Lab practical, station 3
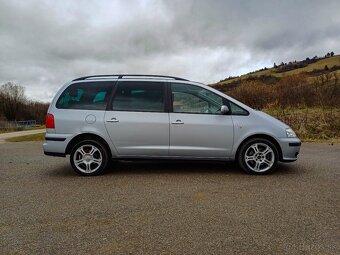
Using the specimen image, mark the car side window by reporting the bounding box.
[171,83,223,114]
[112,81,165,112]
[229,102,249,115]
[56,81,113,110]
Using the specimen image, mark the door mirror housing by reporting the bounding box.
[221,105,230,115]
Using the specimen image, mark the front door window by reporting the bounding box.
[171,83,223,114]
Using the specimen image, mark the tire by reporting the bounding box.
[70,139,109,176]
[237,138,279,175]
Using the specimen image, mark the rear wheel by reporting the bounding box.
[238,138,278,174]
[70,140,109,176]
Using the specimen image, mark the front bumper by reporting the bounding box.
[278,137,301,162]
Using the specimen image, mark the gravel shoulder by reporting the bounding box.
[0,142,339,254]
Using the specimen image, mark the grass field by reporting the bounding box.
[263,107,340,143]
[5,132,46,142]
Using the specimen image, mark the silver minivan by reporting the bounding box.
[43,74,301,176]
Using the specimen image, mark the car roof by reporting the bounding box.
[72,74,189,82]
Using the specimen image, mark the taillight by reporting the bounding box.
[46,113,55,129]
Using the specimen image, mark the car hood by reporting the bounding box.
[254,110,290,129]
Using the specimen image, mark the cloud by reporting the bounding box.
[0,0,339,101]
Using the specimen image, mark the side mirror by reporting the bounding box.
[221,105,230,115]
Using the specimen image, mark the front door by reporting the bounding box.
[104,80,169,156]
[169,83,234,158]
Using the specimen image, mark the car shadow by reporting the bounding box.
[106,160,241,176]
[46,163,78,177]
[47,160,297,178]
[105,160,296,176]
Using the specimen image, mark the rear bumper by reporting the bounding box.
[43,133,72,156]
[44,151,66,157]
[278,137,301,162]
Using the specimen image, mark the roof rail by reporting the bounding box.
[72,75,117,81]
[72,74,188,81]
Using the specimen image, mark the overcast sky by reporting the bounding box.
[1,0,340,102]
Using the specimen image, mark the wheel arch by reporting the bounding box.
[235,134,283,161]
[65,133,112,158]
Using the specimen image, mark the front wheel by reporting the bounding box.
[70,140,109,176]
[238,138,278,174]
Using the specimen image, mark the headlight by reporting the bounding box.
[286,128,297,138]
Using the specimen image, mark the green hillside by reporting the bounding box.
[211,54,340,89]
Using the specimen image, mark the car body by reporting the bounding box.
[43,74,301,175]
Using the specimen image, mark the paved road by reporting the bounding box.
[0,142,339,254]
[0,129,45,143]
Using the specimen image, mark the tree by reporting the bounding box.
[0,93,4,120]
[0,82,26,120]
[330,52,334,57]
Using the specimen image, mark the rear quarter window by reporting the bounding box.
[56,81,113,110]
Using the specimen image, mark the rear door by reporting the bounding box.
[169,83,234,158]
[104,80,169,156]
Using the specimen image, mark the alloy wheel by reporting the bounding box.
[73,144,103,173]
[244,143,275,173]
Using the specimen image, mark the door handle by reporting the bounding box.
[171,120,184,124]
[106,118,119,123]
